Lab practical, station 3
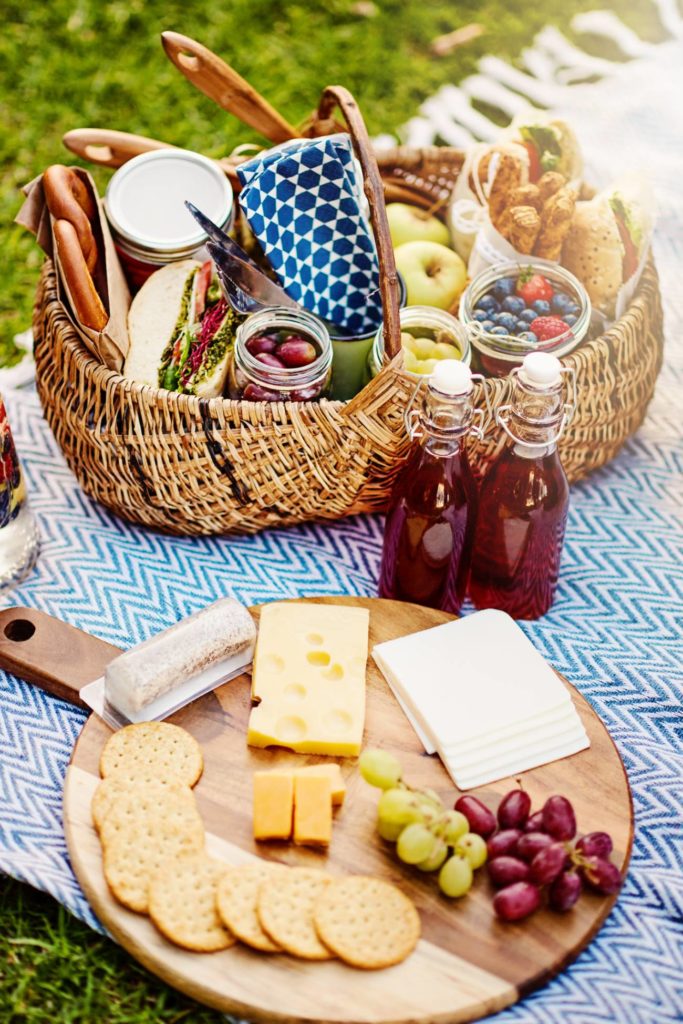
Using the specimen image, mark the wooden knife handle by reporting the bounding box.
[161,31,298,144]
[0,607,121,710]
[62,129,174,169]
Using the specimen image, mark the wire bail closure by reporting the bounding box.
[403,372,491,443]
[495,364,577,449]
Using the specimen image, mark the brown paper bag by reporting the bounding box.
[16,168,130,371]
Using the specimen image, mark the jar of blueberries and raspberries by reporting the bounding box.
[229,307,333,402]
[459,261,591,377]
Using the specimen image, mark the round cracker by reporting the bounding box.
[91,774,194,833]
[258,868,334,961]
[314,876,420,969]
[103,819,204,913]
[216,863,287,952]
[99,784,201,848]
[99,722,203,786]
[149,852,235,952]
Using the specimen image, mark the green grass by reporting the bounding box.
[0,0,668,1017]
[0,875,223,1022]
[0,0,665,365]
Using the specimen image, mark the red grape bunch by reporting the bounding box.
[454,789,623,922]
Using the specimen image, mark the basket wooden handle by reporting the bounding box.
[62,128,174,169]
[161,32,298,144]
[316,87,401,360]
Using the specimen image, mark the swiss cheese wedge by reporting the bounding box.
[248,603,369,756]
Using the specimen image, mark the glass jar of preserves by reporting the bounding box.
[229,307,332,402]
[368,306,471,380]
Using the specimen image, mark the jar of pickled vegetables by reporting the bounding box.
[368,306,471,380]
[229,307,332,402]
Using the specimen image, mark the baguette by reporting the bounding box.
[53,219,108,331]
[43,164,98,273]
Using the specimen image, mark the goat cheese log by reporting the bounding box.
[105,598,256,721]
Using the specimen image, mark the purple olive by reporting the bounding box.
[530,842,569,885]
[278,339,318,367]
[487,829,523,860]
[580,857,622,895]
[289,386,322,402]
[255,352,286,369]
[576,832,613,859]
[242,383,280,401]
[488,856,530,888]
[542,795,577,840]
[517,831,554,863]
[493,881,541,922]
[524,810,546,833]
[246,333,278,356]
[454,796,497,838]
[497,789,531,830]
[548,870,582,911]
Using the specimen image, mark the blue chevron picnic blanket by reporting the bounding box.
[1,49,682,1024]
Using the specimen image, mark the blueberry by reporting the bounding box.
[520,308,537,324]
[480,319,496,331]
[473,309,490,323]
[494,312,518,332]
[564,314,578,327]
[531,300,551,316]
[489,325,510,336]
[517,331,539,345]
[566,303,580,317]
[515,319,531,334]
[493,277,517,299]
[475,295,499,313]
[502,295,525,315]
[551,293,575,316]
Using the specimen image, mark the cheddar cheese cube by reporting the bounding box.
[293,774,332,847]
[295,764,346,806]
[253,771,294,841]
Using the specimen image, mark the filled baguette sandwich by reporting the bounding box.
[504,115,583,183]
[561,174,652,315]
[124,259,239,396]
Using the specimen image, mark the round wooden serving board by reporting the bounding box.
[64,597,633,1024]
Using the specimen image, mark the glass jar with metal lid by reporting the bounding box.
[229,307,332,402]
[367,305,471,381]
[105,149,234,290]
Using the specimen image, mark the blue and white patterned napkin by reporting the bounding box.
[236,134,383,337]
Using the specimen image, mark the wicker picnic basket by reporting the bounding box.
[33,86,664,536]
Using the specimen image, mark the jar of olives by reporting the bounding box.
[229,307,333,402]
[368,306,471,380]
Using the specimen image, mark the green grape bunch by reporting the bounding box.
[359,748,488,898]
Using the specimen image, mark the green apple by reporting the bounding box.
[386,203,450,248]
[394,241,467,310]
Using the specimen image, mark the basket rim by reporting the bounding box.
[36,254,660,416]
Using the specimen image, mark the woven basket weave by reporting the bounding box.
[33,89,664,536]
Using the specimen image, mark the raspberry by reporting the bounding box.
[529,316,570,342]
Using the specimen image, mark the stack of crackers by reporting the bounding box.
[487,154,577,259]
[92,722,420,970]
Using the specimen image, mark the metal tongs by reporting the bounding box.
[184,201,298,315]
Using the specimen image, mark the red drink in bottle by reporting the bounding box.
[469,353,573,619]
[379,361,479,613]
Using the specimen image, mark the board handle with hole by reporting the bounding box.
[0,607,121,709]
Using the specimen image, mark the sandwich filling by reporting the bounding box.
[609,195,641,280]
[158,262,238,394]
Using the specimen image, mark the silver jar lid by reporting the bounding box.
[105,149,233,253]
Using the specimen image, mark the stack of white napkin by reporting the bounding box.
[372,610,589,789]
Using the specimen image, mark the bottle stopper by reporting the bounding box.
[520,352,562,387]
[430,359,472,396]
